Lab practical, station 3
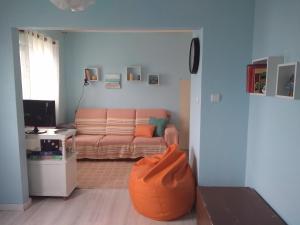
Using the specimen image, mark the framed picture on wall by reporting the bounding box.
[104,73,121,89]
[148,74,160,85]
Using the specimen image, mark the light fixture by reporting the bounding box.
[50,0,96,12]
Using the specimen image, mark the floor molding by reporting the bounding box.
[0,198,32,211]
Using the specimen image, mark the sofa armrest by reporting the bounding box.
[164,124,179,146]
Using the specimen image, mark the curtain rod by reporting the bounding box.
[18,29,57,45]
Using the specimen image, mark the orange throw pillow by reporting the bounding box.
[135,124,155,137]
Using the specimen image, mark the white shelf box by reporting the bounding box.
[252,56,284,96]
[126,65,142,81]
[148,74,160,85]
[84,67,99,82]
[276,62,300,100]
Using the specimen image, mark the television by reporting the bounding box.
[23,100,56,134]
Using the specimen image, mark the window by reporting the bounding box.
[19,31,59,106]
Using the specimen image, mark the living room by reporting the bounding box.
[21,29,192,189]
[0,0,299,225]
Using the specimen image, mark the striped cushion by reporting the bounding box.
[75,108,107,135]
[132,137,167,155]
[100,135,134,159]
[136,109,169,125]
[66,134,103,159]
[106,109,136,135]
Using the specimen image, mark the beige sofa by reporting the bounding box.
[68,108,179,159]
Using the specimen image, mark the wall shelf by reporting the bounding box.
[126,65,142,81]
[247,56,284,96]
[147,74,160,85]
[276,62,300,100]
[84,67,99,82]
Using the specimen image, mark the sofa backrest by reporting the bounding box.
[75,108,107,135]
[106,109,136,136]
[136,109,169,125]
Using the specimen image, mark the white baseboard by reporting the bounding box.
[0,198,32,211]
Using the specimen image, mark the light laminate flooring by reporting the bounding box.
[0,189,196,225]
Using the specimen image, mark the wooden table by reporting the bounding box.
[196,187,287,225]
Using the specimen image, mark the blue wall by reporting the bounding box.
[246,1,300,224]
[0,0,254,204]
[63,32,191,125]
[198,4,253,185]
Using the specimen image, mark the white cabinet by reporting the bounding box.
[26,129,77,197]
[276,62,300,99]
[126,65,142,81]
[84,67,99,82]
[250,56,284,96]
[147,74,160,85]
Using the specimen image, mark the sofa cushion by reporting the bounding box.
[100,135,134,159]
[101,135,134,145]
[67,134,103,159]
[133,137,165,145]
[75,108,107,135]
[149,117,169,137]
[136,109,169,125]
[132,137,167,156]
[69,134,103,147]
[135,124,155,137]
[106,109,136,135]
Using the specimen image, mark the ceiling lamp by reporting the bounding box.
[50,0,96,12]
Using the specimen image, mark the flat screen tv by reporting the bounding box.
[23,100,56,134]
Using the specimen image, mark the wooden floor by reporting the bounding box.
[0,189,196,225]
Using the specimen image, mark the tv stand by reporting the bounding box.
[25,129,77,197]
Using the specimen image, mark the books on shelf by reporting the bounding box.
[27,150,62,160]
[247,64,267,94]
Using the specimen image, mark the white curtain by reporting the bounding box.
[19,31,60,120]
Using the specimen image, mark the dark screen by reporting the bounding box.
[23,100,56,127]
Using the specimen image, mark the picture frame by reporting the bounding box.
[84,67,99,82]
[148,74,160,85]
[104,73,121,89]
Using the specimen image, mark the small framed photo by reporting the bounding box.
[148,74,160,85]
[84,67,99,81]
[104,73,121,89]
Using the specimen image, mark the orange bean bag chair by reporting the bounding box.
[128,144,195,221]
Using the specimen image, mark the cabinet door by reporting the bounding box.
[28,162,66,196]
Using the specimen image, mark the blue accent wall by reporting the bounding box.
[246,1,300,224]
[63,32,191,125]
[198,3,254,185]
[0,0,254,204]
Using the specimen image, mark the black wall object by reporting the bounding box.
[189,37,200,74]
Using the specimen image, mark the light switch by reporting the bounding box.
[196,96,200,104]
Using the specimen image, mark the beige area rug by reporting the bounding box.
[77,160,136,189]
